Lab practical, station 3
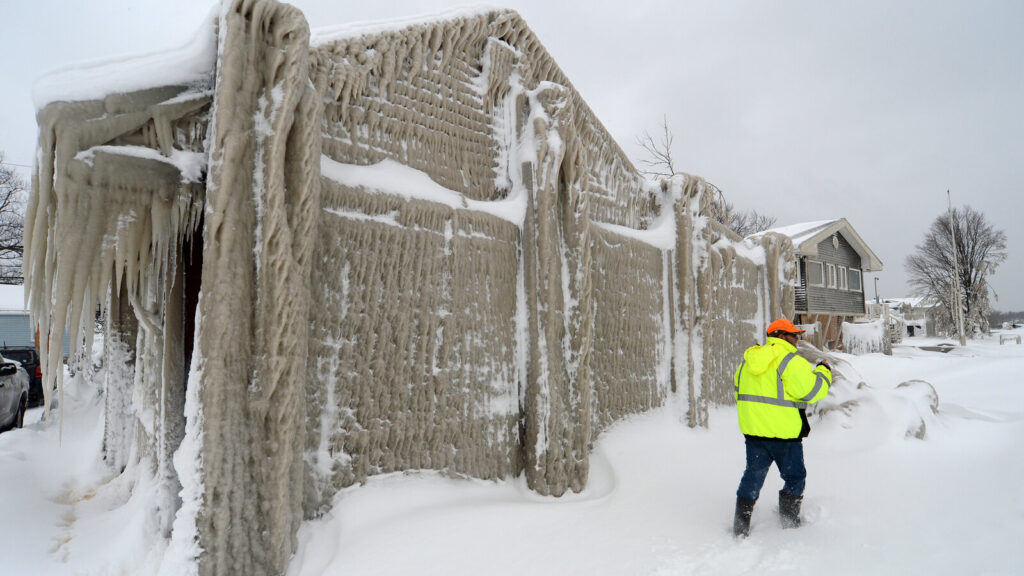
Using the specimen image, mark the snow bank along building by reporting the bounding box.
[26,1,795,573]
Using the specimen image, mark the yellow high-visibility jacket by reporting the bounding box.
[733,337,831,439]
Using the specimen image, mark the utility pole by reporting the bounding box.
[947,190,967,346]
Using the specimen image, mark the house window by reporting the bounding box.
[838,266,848,290]
[848,269,862,292]
[826,263,837,288]
[806,260,824,287]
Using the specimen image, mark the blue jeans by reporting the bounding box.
[736,437,806,502]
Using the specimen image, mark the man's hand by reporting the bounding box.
[816,360,831,371]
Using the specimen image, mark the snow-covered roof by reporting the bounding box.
[31,8,217,110]
[749,217,883,272]
[885,296,940,309]
[753,219,839,244]
[32,4,501,110]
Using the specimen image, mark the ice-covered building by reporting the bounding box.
[26,1,795,573]
[884,296,940,337]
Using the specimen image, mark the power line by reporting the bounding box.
[0,161,33,169]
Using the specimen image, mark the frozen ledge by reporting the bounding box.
[713,236,767,265]
[75,145,207,183]
[320,155,525,225]
[591,211,677,251]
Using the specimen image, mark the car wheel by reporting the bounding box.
[14,395,26,429]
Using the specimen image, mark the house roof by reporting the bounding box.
[750,217,883,272]
[885,296,940,309]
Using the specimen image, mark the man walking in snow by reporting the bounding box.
[732,318,831,537]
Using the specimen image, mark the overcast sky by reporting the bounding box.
[3,0,1022,310]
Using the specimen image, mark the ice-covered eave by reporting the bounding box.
[310,5,640,182]
[320,156,526,225]
[26,140,206,416]
[31,7,218,110]
[310,5,506,46]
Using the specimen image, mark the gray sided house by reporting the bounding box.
[27,1,795,574]
[0,311,34,350]
[0,285,69,354]
[752,218,883,350]
[0,285,33,348]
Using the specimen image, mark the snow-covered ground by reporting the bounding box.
[2,331,1022,575]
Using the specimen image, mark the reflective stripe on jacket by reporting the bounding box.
[733,337,831,439]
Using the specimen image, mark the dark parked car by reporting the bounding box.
[0,354,29,431]
[0,346,43,407]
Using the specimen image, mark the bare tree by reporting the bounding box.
[635,115,677,178]
[723,205,777,238]
[0,152,26,284]
[905,205,1006,337]
[636,118,775,237]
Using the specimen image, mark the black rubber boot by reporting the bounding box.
[733,497,756,537]
[779,492,802,529]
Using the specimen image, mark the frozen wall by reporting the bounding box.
[185,1,321,574]
[302,9,660,500]
[697,222,795,408]
[588,225,669,434]
[305,176,523,508]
